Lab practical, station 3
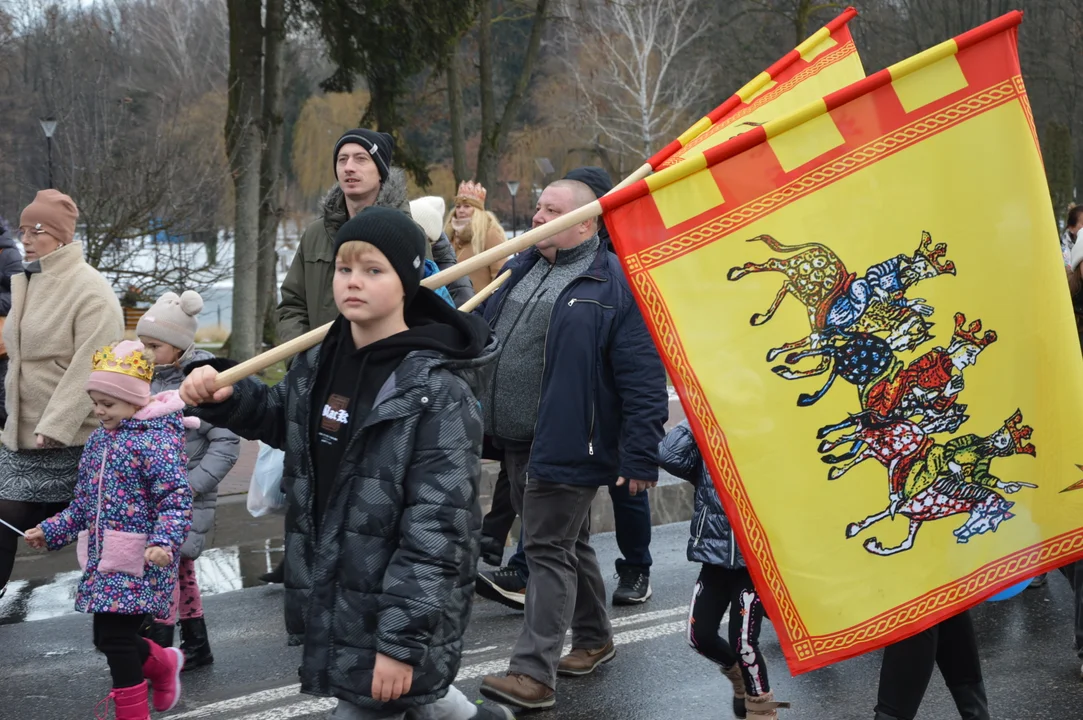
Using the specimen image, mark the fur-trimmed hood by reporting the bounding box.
[320,167,411,238]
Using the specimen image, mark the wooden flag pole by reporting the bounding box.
[458,269,512,313]
[214,200,603,388]
[611,162,652,192]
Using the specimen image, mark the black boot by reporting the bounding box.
[145,620,175,649]
[179,617,214,670]
[948,682,990,720]
[259,559,285,584]
[873,713,901,720]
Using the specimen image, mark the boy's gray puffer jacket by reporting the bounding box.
[190,290,498,711]
[659,421,745,569]
[152,348,240,559]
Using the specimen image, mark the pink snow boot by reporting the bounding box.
[95,683,151,720]
[142,639,185,712]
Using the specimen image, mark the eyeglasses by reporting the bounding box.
[15,228,48,241]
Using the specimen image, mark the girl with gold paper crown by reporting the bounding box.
[24,340,193,720]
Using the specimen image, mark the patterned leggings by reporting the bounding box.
[687,563,770,696]
[157,557,203,625]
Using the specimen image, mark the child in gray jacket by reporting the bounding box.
[137,290,240,670]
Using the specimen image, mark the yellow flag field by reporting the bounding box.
[601,11,1083,673]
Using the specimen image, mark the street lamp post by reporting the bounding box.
[505,180,520,236]
[39,118,57,189]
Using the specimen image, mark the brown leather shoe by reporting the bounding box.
[556,640,616,676]
[480,673,555,710]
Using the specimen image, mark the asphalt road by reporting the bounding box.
[1,522,1081,719]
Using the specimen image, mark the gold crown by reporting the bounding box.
[455,180,487,205]
[91,345,154,382]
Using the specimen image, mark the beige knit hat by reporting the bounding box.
[136,290,204,351]
[409,196,446,243]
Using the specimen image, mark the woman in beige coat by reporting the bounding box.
[0,190,124,592]
[446,181,507,293]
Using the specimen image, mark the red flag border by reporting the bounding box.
[648,7,860,171]
[658,40,862,170]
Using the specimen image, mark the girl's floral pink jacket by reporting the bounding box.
[40,391,193,618]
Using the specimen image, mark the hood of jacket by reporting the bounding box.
[151,348,216,393]
[320,167,411,239]
[115,402,187,435]
[317,287,498,402]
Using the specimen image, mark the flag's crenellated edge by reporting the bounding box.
[646,6,859,171]
[604,10,1025,216]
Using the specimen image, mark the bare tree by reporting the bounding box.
[446,44,470,185]
[559,0,714,160]
[0,0,233,297]
[257,0,286,345]
[474,0,550,188]
[746,0,844,45]
[225,0,263,360]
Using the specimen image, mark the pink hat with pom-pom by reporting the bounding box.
[85,340,153,407]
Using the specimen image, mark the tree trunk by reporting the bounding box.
[1075,131,1083,205]
[475,0,549,189]
[477,0,495,186]
[447,45,469,184]
[794,0,811,45]
[1045,121,1074,220]
[257,0,286,348]
[226,0,264,361]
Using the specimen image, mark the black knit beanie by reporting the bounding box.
[334,207,426,306]
[333,129,394,184]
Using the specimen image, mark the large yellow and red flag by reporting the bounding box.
[602,11,1083,673]
[647,7,864,173]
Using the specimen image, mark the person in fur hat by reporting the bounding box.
[136,290,240,671]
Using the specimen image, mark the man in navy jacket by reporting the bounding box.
[479,166,659,608]
[477,179,668,710]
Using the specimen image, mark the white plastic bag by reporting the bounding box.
[247,441,287,518]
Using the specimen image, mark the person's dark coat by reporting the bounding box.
[659,421,745,569]
[0,221,23,317]
[477,241,668,487]
[190,289,498,711]
[0,220,22,426]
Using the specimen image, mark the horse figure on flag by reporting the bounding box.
[729,226,1038,558]
[816,409,963,482]
[795,312,996,410]
[837,410,1036,556]
[726,231,954,386]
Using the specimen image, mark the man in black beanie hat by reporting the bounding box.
[334,129,395,213]
[276,130,473,377]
